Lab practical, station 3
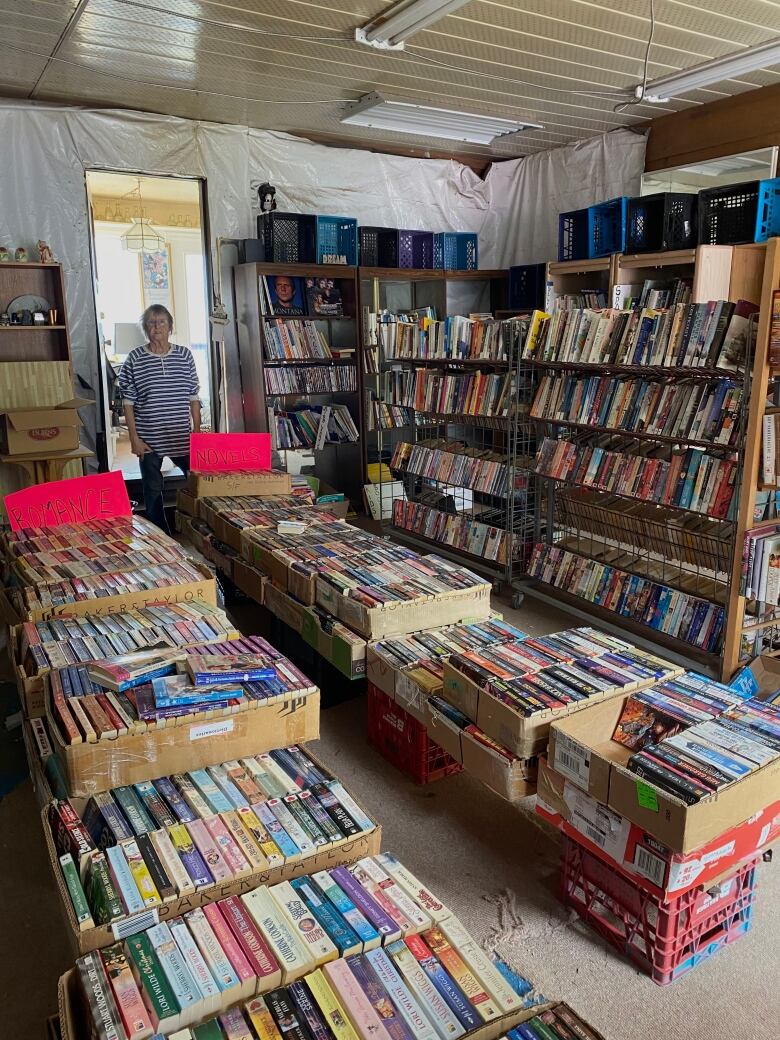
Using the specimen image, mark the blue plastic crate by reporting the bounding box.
[699,177,780,245]
[399,230,434,269]
[558,208,591,261]
[433,232,478,270]
[508,263,547,309]
[589,196,629,257]
[316,215,358,265]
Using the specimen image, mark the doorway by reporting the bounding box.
[85,171,212,480]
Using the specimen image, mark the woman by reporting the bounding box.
[119,304,201,532]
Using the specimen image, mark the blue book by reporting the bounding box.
[291,877,363,955]
[151,674,243,709]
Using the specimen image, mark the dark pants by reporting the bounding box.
[140,451,189,534]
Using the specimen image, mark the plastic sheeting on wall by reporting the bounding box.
[0,100,646,443]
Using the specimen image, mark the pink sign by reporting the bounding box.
[5,470,132,531]
[190,432,271,472]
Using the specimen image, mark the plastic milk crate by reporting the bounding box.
[508,263,547,310]
[398,230,434,269]
[316,215,358,265]
[433,232,478,270]
[256,211,316,264]
[626,192,698,253]
[359,226,400,267]
[367,683,461,785]
[698,177,780,245]
[560,834,758,985]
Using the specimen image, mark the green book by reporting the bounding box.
[192,1020,224,1040]
[88,853,123,924]
[124,930,180,1029]
[60,853,94,929]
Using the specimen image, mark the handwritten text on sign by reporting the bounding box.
[5,469,132,531]
[190,432,271,472]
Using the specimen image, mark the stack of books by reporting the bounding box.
[534,437,737,519]
[18,604,240,677]
[265,366,357,396]
[262,319,333,360]
[391,441,509,498]
[392,500,510,564]
[51,747,378,930]
[49,639,316,743]
[528,543,725,652]
[530,373,742,446]
[70,851,532,1039]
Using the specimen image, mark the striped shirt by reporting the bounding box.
[119,343,200,457]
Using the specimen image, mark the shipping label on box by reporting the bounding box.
[188,470,291,499]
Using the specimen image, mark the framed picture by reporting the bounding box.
[140,245,174,310]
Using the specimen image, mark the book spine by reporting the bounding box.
[75,950,125,1040]
[365,948,439,1040]
[185,906,242,997]
[322,959,394,1040]
[241,886,314,983]
[310,870,382,950]
[385,940,466,1040]
[219,895,282,989]
[60,852,95,929]
[168,823,213,888]
[100,942,154,1040]
[403,935,479,1031]
[168,917,221,1016]
[304,968,361,1040]
[146,921,202,1022]
[124,930,181,1031]
[421,927,500,1021]
[329,867,400,939]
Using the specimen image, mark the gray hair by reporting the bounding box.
[140,304,173,335]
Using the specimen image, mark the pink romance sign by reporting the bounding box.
[190,432,271,472]
[5,470,131,531]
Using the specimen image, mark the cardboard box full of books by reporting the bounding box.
[232,558,268,605]
[548,691,780,853]
[44,749,381,956]
[176,487,198,518]
[264,584,366,681]
[47,686,321,798]
[316,581,493,641]
[440,657,672,761]
[425,700,537,802]
[536,756,780,901]
[188,469,292,499]
[366,645,435,724]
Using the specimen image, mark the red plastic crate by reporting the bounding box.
[367,683,461,785]
[560,834,757,985]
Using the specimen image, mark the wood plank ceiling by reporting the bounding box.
[1,0,779,161]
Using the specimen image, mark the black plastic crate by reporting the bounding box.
[626,192,698,253]
[508,263,547,309]
[558,208,590,261]
[698,178,780,245]
[256,211,316,263]
[359,226,399,267]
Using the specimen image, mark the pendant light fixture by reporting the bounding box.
[120,179,165,253]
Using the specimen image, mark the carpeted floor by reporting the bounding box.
[2,594,778,1039]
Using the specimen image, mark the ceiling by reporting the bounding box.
[2,1,780,163]
[86,170,201,202]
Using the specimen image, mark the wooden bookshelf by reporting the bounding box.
[525,242,771,678]
[0,262,71,365]
[233,262,365,505]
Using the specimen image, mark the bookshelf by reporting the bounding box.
[234,262,365,505]
[358,267,537,597]
[0,262,72,364]
[524,243,770,678]
[546,256,615,310]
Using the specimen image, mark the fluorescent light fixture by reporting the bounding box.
[639,36,780,103]
[355,0,471,50]
[341,93,542,144]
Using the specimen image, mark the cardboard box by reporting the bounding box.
[19,565,217,622]
[176,487,198,518]
[0,397,90,455]
[366,646,438,725]
[548,691,780,853]
[7,618,45,716]
[188,469,292,499]
[425,700,537,802]
[244,538,292,593]
[22,717,55,810]
[440,657,668,760]
[47,687,320,797]
[316,580,492,640]
[730,655,780,700]
[263,583,366,680]
[44,749,381,956]
[536,756,780,901]
[57,961,555,1039]
[208,537,237,580]
[232,558,267,604]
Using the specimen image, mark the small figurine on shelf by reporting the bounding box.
[258,182,277,212]
[0,313,9,326]
[0,247,9,263]
[14,247,27,262]
[37,240,55,263]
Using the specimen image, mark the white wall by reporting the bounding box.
[0,99,646,444]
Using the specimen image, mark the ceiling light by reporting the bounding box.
[639,36,780,103]
[355,0,471,51]
[341,93,542,145]
[121,217,165,254]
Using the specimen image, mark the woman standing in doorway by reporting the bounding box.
[119,304,201,532]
